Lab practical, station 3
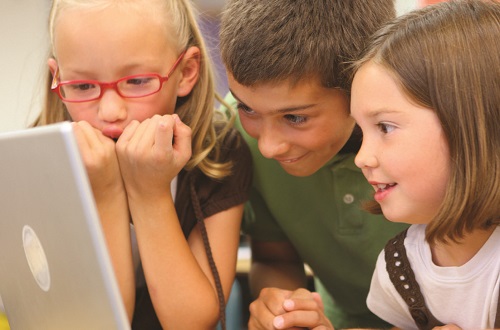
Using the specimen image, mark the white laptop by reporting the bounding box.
[0,122,130,330]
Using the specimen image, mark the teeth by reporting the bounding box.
[376,183,394,190]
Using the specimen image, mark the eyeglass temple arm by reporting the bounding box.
[50,66,60,90]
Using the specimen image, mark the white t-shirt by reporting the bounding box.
[367,224,500,330]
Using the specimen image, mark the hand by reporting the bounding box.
[71,121,124,201]
[248,288,334,330]
[432,325,462,330]
[116,114,192,199]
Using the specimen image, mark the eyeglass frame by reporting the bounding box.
[50,50,186,103]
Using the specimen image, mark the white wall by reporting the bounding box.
[0,0,418,133]
[0,1,50,132]
[396,0,419,15]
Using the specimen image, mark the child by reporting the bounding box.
[218,0,409,328]
[351,0,500,328]
[33,0,252,329]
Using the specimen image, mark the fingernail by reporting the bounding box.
[273,316,284,329]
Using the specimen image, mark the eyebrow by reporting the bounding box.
[351,108,403,123]
[229,89,316,114]
[61,62,162,79]
[362,108,402,118]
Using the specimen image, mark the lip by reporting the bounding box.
[368,181,397,202]
[101,125,124,139]
[274,153,307,164]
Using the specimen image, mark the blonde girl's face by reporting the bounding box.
[351,62,450,224]
[49,5,188,139]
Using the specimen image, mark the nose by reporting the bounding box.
[257,125,290,159]
[98,89,127,123]
[354,138,378,169]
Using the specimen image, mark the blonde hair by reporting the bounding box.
[353,0,500,243]
[34,0,235,180]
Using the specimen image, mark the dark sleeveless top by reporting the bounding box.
[131,127,252,329]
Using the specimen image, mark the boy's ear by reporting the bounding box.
[177,46,200,97]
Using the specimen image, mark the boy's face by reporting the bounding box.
[228,74,355,177]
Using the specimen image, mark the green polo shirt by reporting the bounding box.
[224,94,408,329]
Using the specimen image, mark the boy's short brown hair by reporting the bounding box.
[219,0,395,91]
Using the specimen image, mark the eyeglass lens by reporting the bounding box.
[60,75,162,101]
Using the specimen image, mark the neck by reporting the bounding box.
[430,227,496,267]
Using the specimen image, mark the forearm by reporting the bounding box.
[130,193,220,329]
[249,260,308,298]
[96,189,135,321]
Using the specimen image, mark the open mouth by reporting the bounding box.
[275,154,306,164]
[375,183,397,192]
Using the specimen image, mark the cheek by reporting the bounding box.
[239,114,260,139]
[313,117,355,151]
[131,105,168,121]
[128,95,175,120]
[64,103,91,122]
[303,130,332,150]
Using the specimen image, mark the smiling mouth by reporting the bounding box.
[275,154,306,164]
[374,183,397,192]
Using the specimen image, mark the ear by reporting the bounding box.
[47,58,57,76]
[176,46,200,97]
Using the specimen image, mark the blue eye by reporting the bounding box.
[237,103,255,115]
[126,77,154,86]
[70,83,97,91]
[377,122,395,133]
[284,114,307,125]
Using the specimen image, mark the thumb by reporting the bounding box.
[312,292,324,310]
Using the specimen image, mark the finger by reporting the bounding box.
[248,288,295,330]
[282,298,321,313]
[248,300,277,330]
[259,288,294,315]
[74,121,109,148]
[283,289,322,312]
[153,115,175,154]
[72,121,96,152]
[72,122,108,165]
[432,325,462,330]
[171,114,192,157]
[273,310,326,329]
[71,122,89,151]
[129,119,151,151]
[311,292,324,310]
[136,115,162,148]
[117,120,140,149]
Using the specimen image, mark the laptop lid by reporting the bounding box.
[0,122,130,330]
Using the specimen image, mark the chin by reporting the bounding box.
[381,210,412,224]
[281,165,318,177]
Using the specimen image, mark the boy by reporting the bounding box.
[219,0,408,329]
